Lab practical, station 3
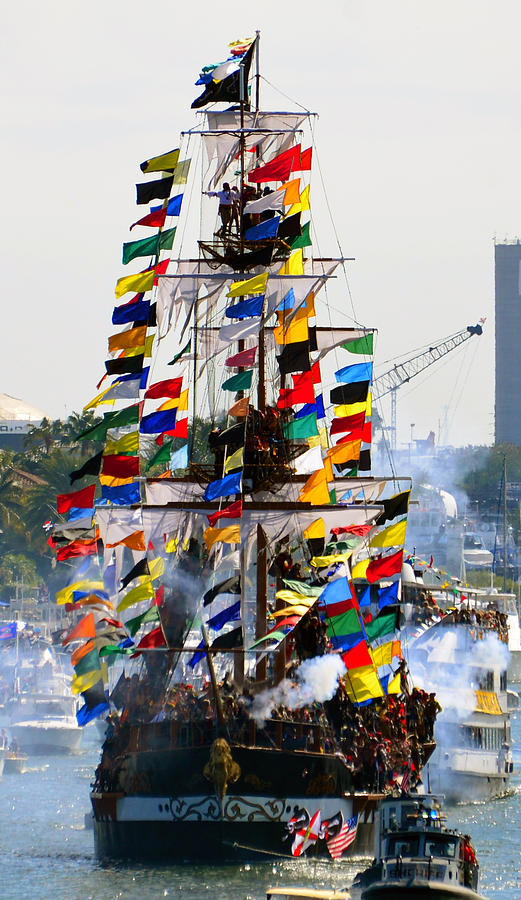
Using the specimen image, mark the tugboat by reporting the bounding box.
[351,793,488,900]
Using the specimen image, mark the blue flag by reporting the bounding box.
[112,297,150,326]
[67,506,94,522]
[140,408,177,434]
[334,362,373,385]
[100,482,141,505]
[378,581,399,610]
[295,394,325,420]
[72,589,110,604]
[151,194,183,217]
[112,367,150,390]
[358,585,371,608]
[203,472,242,502]
[0,622,16,640]
[170,444,189,472]
[76,700,110,727]
[244,216,280,241]
[319,577,352,610]
[276,287,295,311]
[225,295,264,319]
[207,600,241,631]
[188,639,205,669]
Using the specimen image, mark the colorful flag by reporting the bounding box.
[192,38,256,108]
[106,530,146,551]
[203,574,241,607]
[330,382,370,406]
[228,397,250,417]
[145,377,183,400]
[117,580,155,613]
[376,490,411,525]
[292,809,321,857]
[140,409,177,434]
[226,346,257,367]
[335,362,373,385]
[325,813,358,859]
[222,370,253,391]
[299,468,330,505]
[125,605,160,637]
[224,446,244,473]
[100,482,141,505]
[57,484,96,514]
[203,525,241,552]
[248,144,302,184]
[0,622,16,640]
[276,340,310,375]
[170,444,189,471]
[203,472,242,502]
[225,295,264,319]
[342,334,374,355]
[370,518,407,549]
[56,539,98,561]
[69,451,103,485]
[206,500,243,528]
[135,175,174,205]
[62,613,96,646]
[122,227,176,265]
[283,412,318,440]
[129,208,167,231]
[227,272,268,298]
[101,454,140,478]
[140,148,180,173]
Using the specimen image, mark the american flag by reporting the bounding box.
[325,813,358,859]
[401,767,410,794]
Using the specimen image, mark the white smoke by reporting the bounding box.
[249,653,346,725]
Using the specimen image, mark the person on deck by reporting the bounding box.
[203,183,234,236]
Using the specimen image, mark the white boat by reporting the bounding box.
[267,891,351,900]
[351,792,488,900]
[407,609,512,802]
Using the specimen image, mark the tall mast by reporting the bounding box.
[255,30,261,111]
[503,455,508,592]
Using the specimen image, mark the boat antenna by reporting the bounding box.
[255,29,261,111]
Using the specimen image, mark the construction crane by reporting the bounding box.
[372,322,484,449]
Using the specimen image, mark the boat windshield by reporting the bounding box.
[424,836,458,858]
[387,836,420,857]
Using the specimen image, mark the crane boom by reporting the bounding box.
[373,322,483,448]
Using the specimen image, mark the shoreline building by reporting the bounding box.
[495,240,521,445]
[0,393,46,450]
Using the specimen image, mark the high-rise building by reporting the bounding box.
[495,241,521,445]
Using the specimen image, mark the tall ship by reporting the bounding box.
[50,35,437,860]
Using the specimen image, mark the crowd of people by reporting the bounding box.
[204,183,277,238]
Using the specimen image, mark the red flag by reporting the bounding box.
[248,144,302,184]
[100,617,124,628]
[225,347,257,367]
[153,585,165,607]
[298,147,312,170]
[341,639,372,670]
[366,549,403,583]
[162,418,188,439]
[62,613,96,646]
[153,258,170,283]
[145,378,183,400]
[207,500,243,527]
[311,360,321,384]
[336,422,371,444]
[331,524,373,537]
[130,208,167,231]
[131,625,166,656]
[56,484,96,514]
[323,597,357,618]
[277,370,315,409]
[56,539,98,561]
[330,412,366,435]
[101,455,140,478]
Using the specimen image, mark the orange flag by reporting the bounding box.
[62,613,96,646]
[327,439,362,466]
[298,468,330,505]
[65,595,114,612]
[203,525,241,551]
[71,639,95,666]
[106,530,146,551]
[108,326,147,353]
[228,396,250,417]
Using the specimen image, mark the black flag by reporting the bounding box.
[192,39,257,109]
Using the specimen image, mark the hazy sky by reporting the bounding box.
[2,1,521,448]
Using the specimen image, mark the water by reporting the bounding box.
[1,714,520,899]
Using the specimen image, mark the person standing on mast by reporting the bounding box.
[203,183,234,236]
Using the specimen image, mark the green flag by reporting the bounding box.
[99,644,135,657]
[365,611,397,644]
[125,605,160,637]
[283,411,318,440]
[146,440,172,471]
[76,404,140,441]
[222,370,253,391]
[325,608,361,639]
[122,227,176,265]
[74,648,101,676]
[168,338,191,366]
[291,221,312,250]
[342,333,374,355]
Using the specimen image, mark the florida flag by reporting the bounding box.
[292,810,321,857]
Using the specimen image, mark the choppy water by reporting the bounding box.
[1,713,520,899]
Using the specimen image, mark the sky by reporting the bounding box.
[2,0,521,448]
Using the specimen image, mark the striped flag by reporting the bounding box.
[292,809,321,857]
[325,813,358,859]
[400,766,410,794]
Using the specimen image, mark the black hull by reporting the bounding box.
[362,884,487,900]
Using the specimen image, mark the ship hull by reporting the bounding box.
[361,884,487,900]
[92,790,375,862]
[427,765,510,802]
[9,721,82,755]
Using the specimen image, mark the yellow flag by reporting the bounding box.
[271,604,312,617]
[84,385,116,411]
[104,431,140,456]
[370,518,407,548]
[327,440,362,465]
[71,669,104,695]
[115,269,154,299]
[227,272,268,298]
[117,580,155,613]
[273,315,308,345]
[304,291,315,316]
[303,518,325,541]
[351,558,370,580]
[141,148,180,173]
[323,457,334,483]
[344,665,384,703]
[334,395,371,418]
[149,557,165,580]
[173,158,191,185]
[56,580,104,606]
[278,248,304,275]
[310,551,351,568]
[99,474,135,487]
[387,671,401,694]
[108,326,147,353]
[203,525,241,551]
[299,468,330,505]
[308,426,329,450]
[371,640,402,668]
[124,334,154,357]
[157,389,189,412]
[165,536,177,553]
[274,591,316,605]
[288,185,310,215]
[281,177,300,205]
[224,446,244,473]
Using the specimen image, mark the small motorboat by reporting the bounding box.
[3,751,27,774]
[351,792,488,900]
[267,890,351,900]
